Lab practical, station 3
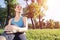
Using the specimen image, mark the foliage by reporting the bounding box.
[3,0,19,25]
[23,2,41,18]
[0,7,7,27]
[46,19,55,29]
[37,0,48,10]
[28,23,32,29]
[23,0,48,29]
[28,19,60,29]
[0,7,7,17]
[5,0,18,4]
[26,29,60,40]
[4,0,18,16]
[28,3,41,18]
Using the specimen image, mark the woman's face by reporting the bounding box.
[15,5,22,13]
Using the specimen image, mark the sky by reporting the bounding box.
[0,0,6,7]
[0,0,60,23]
[44,0,60,22]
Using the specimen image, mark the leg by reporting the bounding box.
[1,32,15,40]
[0,36,6,40]
[18,33,27,40]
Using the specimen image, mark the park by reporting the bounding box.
[0,0,60,40]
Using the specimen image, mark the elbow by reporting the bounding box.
[25,28,28,31]
[24,27,28,32]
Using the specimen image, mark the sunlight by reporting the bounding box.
[44,0,60,22]
[18,0,60,22]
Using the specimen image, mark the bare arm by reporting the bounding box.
[4,17,28,33]
[4,18,18,33]
[4,19,14,32]
[5,19,12,26]
[17,17,28,32]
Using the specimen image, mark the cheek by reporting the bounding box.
[15,8,19,11]
[18,8,22,11]
[19,6,22,10]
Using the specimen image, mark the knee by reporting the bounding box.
[0,36,6,40]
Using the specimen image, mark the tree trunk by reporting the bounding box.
[5,0,11,26]
[39,15,42,29]
[34,19,37,29]
[31,17,35,29]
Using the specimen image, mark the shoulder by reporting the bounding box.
[22,17,27,22]
[22,17,27,20]
[8,18,14,25]
[9,18,13,22]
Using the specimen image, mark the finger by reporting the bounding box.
[6,32,13,34]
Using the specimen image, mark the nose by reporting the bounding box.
[18,6,22,9]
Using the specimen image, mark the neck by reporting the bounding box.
[15,12,21,18]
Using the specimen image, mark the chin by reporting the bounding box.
[16,11,21,13]
[18,12,21,13]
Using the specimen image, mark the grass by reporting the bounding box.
[26,29,60,40]
[1,29,60,40]
[0,29,4,34]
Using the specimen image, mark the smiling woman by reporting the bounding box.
[0,3,28,40]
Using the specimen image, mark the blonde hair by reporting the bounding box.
[0,36,6,40]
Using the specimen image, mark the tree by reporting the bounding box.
[23,0,45,29]
[0,6,7,28]
[46,19,55,29]
[23,0,34,29]
[4,0,18,25]
[23,0,41,29]
[37,0,48,29]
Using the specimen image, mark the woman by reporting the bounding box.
[2,4,28,40]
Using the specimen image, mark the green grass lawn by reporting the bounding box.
[1,29,60,40]
[26,29,60,40]
[0,29,4,34]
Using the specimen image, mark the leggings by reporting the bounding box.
[1,32,27,40]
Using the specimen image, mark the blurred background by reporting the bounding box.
[0,0,60,29]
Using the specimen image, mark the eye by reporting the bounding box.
[16,5,22,9]
[17,6,20,8]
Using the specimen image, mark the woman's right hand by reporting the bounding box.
[4,25,17,33]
